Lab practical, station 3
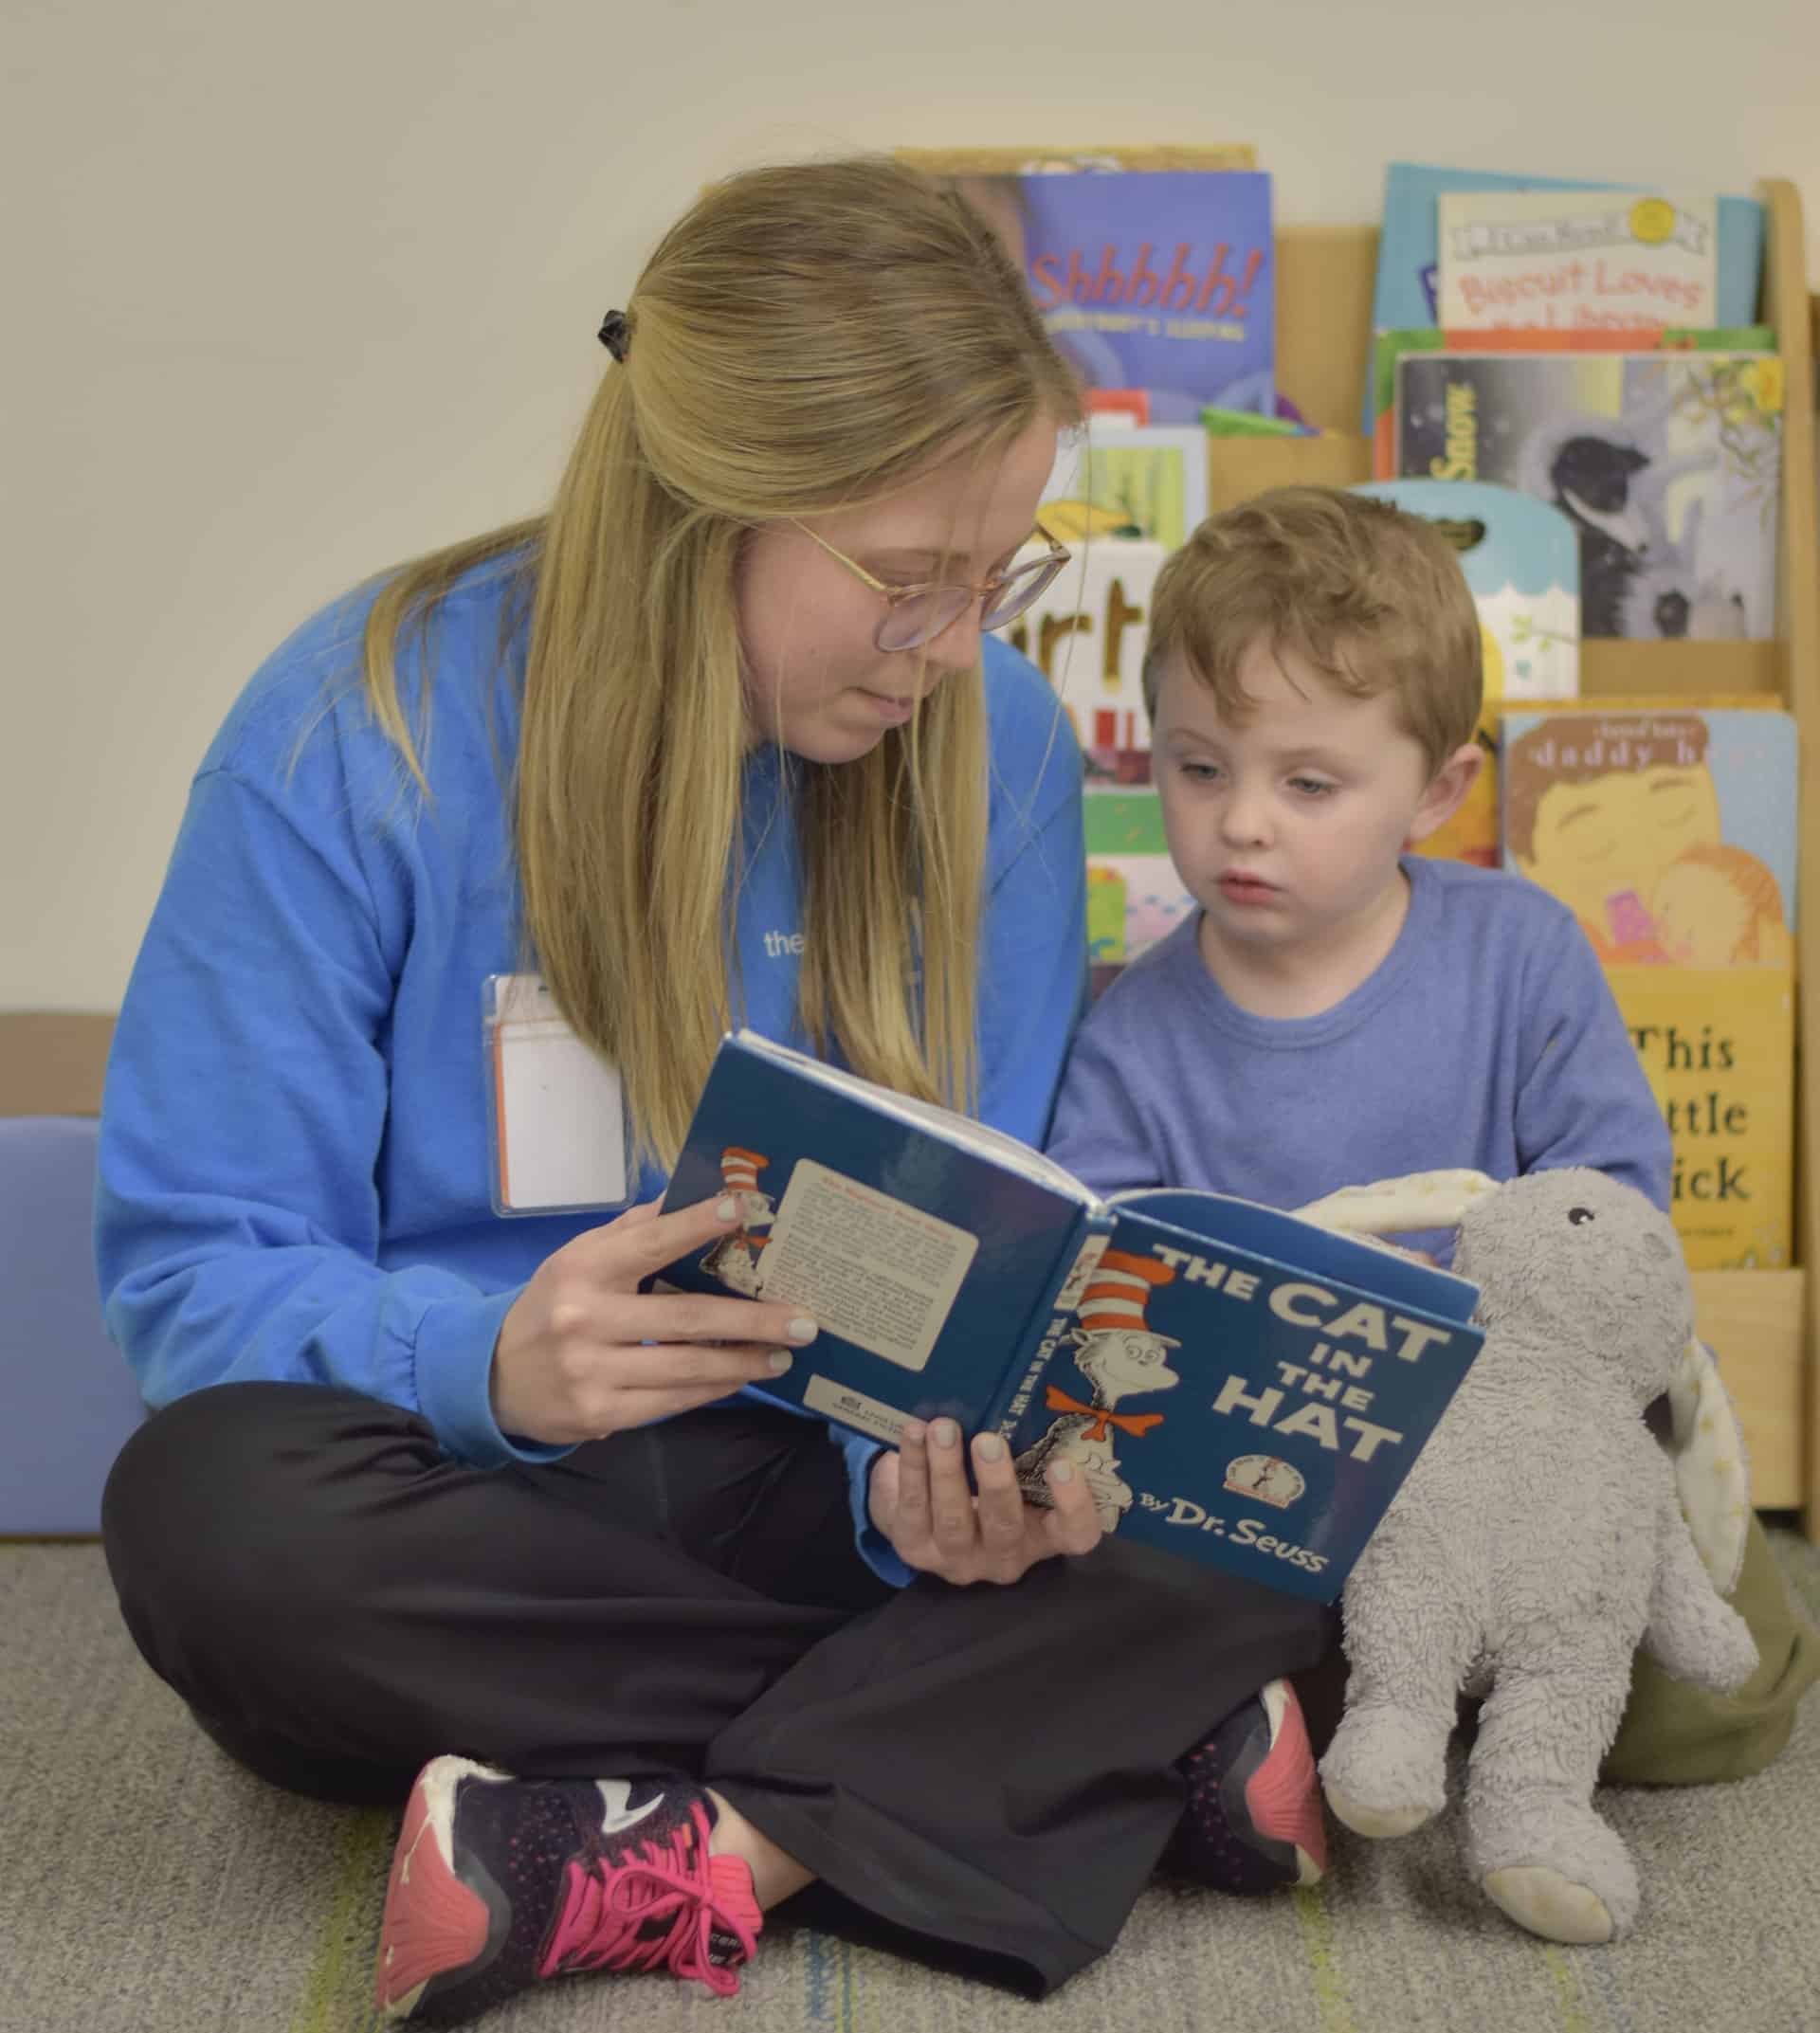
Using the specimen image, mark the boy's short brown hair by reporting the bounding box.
[1141,485,1483,774]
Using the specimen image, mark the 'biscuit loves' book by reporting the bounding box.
[658,1031,1486,1603]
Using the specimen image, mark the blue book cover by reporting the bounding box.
[1366,164,1765,431]
[947,168,1274,421]
[660,1032,1484,1604]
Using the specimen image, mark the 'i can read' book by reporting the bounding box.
[659,1031,1485,1604]
[1500,703,1796,1268]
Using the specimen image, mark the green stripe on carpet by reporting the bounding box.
[1290,1880,1358,2033]
[292,1807,391,2033]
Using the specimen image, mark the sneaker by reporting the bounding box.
[373,1755,763,2024]
[1166,1679,1327,1895]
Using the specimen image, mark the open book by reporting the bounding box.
[658,1031,1485,1603]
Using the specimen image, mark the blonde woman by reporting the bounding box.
[98,159,1334,2025]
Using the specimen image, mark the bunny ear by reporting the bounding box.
[1294,1169,1502,1238]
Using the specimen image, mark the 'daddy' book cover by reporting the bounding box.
[1501,703,1797,1267]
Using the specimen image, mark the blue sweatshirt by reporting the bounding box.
[1046,855,1671,1257]
[98,560,1088,1549]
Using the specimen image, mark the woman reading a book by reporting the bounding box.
[96,156,1332,2026]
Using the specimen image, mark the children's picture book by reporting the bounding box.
[1367,325,1775,476]
[897,144,1258,174]
[1006,536,1167,775]
[1501,703,1797,964]
[658,1030,1487,1605]
[1395,352,1784,638]
[1364,162,1765,430]
[1037,421,1211,550]
[1605,963,1794,1270]
[933,166,1275,423]
[1436,190,1719,334]
[1354,480,1579,868]
[1501,701,1797,1268]
[1006,423,1210,778]
[1083,785,1196,962]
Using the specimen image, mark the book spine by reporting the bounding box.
[981,1212,1118,1442]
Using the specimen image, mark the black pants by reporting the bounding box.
[102,1382,1334,1995]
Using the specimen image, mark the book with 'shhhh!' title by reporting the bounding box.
[657,1031,1486,1603]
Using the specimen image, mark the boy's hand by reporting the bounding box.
[868,1419,1101,1584]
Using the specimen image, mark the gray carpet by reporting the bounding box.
[5,1532,1817,2033]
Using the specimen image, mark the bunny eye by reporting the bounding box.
[1567,1207,1595,1225]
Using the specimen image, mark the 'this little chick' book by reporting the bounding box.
[658,1031,1487,1604]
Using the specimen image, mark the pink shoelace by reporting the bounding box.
[537,1800,758,1999]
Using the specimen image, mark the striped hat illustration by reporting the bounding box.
[1078,1249,1180,1346]
[719,1147,770,1196]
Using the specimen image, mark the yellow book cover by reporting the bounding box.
[1501,703,1796,965]
[1500,701,1798,1267]
[1606,965,1794,1268]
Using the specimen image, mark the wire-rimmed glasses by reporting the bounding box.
[793,521,1072,652]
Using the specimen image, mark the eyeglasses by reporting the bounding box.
[792,520,1072,653]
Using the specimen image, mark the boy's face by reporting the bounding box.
[1152,643,1472,987]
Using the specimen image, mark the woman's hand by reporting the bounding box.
[491,1195,817,1445]
[867,1419,1102,1585]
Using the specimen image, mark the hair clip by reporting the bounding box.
[597,310,631,362]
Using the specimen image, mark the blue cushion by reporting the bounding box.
[0,1116,146,1533]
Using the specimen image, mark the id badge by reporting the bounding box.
[483,974,632,1216]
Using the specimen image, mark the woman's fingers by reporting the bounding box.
[586,1338,795,1394]
[576,1191,748,1286]
[875,1423,1098,1585]
[556,1373,798,1444]
[969,1434,1031,1576]
[923,1419,977,1554]
[889,1421,934,1542]
[1039,1461,1102,1557]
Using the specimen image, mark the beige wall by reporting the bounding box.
[7,0,1818,1009]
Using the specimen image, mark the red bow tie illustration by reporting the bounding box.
[1044,1386,1165,1443]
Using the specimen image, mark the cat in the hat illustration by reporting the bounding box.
[1013,1250,1181,1532]
[699,1146,775,1297]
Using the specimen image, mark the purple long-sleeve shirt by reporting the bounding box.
[1047,856,1670,1260]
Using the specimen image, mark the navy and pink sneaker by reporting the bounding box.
[373,1756,763,2024]
[1166,1679,1328,1895]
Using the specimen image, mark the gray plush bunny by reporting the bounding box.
[1305,1167,1758,1944]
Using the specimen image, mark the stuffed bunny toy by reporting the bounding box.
[1293,1166,1759,1945]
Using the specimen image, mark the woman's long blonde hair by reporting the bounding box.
[359,157,1080,1167]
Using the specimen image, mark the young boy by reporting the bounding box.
[1048,485,1817,1896]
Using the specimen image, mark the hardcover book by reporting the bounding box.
[1395,351,1783,638]
[1364,162,1765,429]
[1435,190,1719,333]
[658,1031,1487,1603]
[1007,422,1210,779]
[1354,479,1580,869]
[1606,964,1794,1270]
[1081,785,1195,964]
[1367,325,1775,481]
[937,167,1275,422]
[1501,702,1797,1267]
